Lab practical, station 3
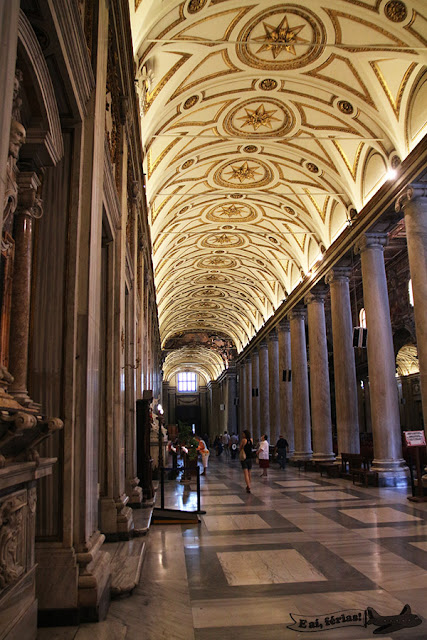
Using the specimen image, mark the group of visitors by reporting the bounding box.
[239,432,289,492]
[168,428,288,485]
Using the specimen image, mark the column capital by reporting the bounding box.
[354,232,387,255]
[288,306,306,321]
[395,183,427,212]
[259,340,268,351]
[16,171,43,219]
[244,355,252,364]
[304,286,327,306]
[268,328,278,342]
[278,319,290,332]
[325,265,351,285]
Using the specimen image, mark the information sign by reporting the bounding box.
[404,431,426,447]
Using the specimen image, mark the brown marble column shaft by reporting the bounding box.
[289,307,312,460]
[251,349,260,441]
[0,1,19,239]
[244,356,253,435]
[268,329,280,444]
[355,233,408,486]
[9,172,42,404]
[396,186,427,430]
[305,289,335,462]
[258,340,270,441]
[278,320,294,456]
[325,267,360,458]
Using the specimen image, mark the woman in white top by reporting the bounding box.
[257,434,270,478]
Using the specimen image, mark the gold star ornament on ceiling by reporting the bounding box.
[218,204,244,217]
[237,104,281,131]
[225,161,262,183]
[253,15,308,59]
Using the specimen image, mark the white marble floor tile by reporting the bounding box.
[199,495,244,505]
[409,540,427,551]
[339,507,423,524]
[275,480,321,487]
[202,514,270,531]
[199,483,228,491]
[216,549,327,586]
[300,490,360,501]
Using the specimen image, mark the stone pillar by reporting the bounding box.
[238,362,245,433]
[9,173,43,407]
[258,340,270,442]
[289,307,312,460]
[0,1,19,240]
[396,186,427,430]
[251,349,260,441]
[244,356,253,436]
[278,320,294,456]
[226,368,237,435]
[305,289,335,462]
[325,266,360,458]
[355,233,408,485]
[268,329,280,444]
[169,385,176,426]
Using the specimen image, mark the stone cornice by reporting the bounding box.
[48,0,95,119]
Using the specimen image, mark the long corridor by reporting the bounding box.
[39,455,427,640]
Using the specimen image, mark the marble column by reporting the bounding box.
[258,340,270,441]
[244,356,253,436]
[278,320,294,457]
[251,349,260,441]
[226,368,237,435]
[0,1,19,240]
[305,289,335,462]
[238,362,245,433]
[9,172,42,407]
[325,266,360,458]
[268,329,280,444]
[396,186,427,430]
[355,233,408,485]
[289,307,312,460]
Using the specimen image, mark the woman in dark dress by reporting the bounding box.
[239,429,253,493]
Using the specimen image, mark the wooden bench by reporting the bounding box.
[340,453,378,487]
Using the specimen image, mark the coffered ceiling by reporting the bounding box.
[130,0,427,381]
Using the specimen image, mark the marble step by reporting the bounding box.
[105,536,147,596]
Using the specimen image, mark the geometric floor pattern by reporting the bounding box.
[37,454,427,640]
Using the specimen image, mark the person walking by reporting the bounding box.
[239,429,254,493]
[257,434,270,478]
[274,435,289,469]
[230,432,239,460]
[196,435,210,475]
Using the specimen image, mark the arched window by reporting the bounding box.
[359,308,366,328]
[408,279,414,307]
[177,371,197,392]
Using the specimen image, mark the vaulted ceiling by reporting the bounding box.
[130,0,427,382]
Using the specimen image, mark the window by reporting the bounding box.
[408,279,414,307]
[177,371,197,392]
[359,308,366,329]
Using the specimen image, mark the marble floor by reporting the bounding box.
[37,456,427,640]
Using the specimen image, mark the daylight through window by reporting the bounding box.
[177,372,197,392]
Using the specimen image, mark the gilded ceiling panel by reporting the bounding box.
[130,0,427,373]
